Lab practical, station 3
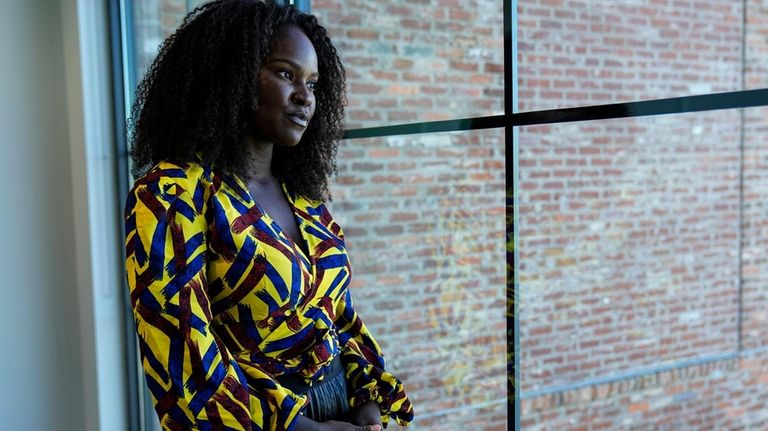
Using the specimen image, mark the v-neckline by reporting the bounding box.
[274,182,312,261]
[232,174,312,264]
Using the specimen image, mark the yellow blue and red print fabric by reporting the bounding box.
[124,161,413,431]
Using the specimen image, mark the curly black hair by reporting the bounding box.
[128,0,346,201]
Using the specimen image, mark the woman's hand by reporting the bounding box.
[348,401,382,428]
[319,420,381,431]
[296,415,381,431]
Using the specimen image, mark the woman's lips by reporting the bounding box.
[286,113,308,127]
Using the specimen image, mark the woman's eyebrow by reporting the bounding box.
[265,57,319,76]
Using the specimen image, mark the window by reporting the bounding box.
[515,1,768,430]
[111,0,768,430]
[313,0,504,128]
[517,108,757,429]
[327,130,507,430]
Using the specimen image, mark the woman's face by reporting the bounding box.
[249,25,319,148]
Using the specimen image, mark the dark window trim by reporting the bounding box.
[511,88,768,126]
[343,89,768,140]
[504,0,518,430]
[343,115,505,139]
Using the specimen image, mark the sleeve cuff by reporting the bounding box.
[341,347,414,426]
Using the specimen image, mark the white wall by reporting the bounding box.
[0,0,129,429]
[0,0,86,429]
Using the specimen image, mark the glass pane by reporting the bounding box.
[312,0,505,129]
[131,0,505,129]
[130,0,208,90]
[518,108,768,430]
[518,1,744,111]
[746,2,768,91]
[328,128,507,430]
[130,0,505,130]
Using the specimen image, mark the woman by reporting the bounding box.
[124,1,414,430]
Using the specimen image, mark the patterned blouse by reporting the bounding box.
[124,161,413,431]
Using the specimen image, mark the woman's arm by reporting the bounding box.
[296,415,381,431]
[334,289,414,427]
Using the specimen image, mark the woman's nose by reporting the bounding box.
[291,84,313,106]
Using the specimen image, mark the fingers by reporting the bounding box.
[326,420,382,431]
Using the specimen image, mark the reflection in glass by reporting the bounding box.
[329,129,507,430]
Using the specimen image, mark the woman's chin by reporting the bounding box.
[275,134,305,148]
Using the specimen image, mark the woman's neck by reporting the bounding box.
[243,138,275,183]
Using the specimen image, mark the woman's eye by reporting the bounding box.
[307,81,317,92]
[277,70,293,80]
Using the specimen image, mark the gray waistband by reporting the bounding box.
[276,355,344,395]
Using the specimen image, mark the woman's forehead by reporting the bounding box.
[268,25,318,69]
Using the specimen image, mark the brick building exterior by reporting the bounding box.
[130,0,768,430]
[312,1,506,430]
[519,1,768,430]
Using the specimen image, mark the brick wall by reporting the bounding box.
[742,2,768,354]
[518,112,742,387]
[311,1,507,430]
[133,0,192,76]
[519,0,768,430]
[327,131,507,431]
[522,354,768,430]
[517,0,742,111]
[312,0,504,129]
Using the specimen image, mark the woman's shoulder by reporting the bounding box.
[126,160,217,215]
[132,160,213,192]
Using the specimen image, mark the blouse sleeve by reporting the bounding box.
[335,288,414,427]
[125,174,305,431]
